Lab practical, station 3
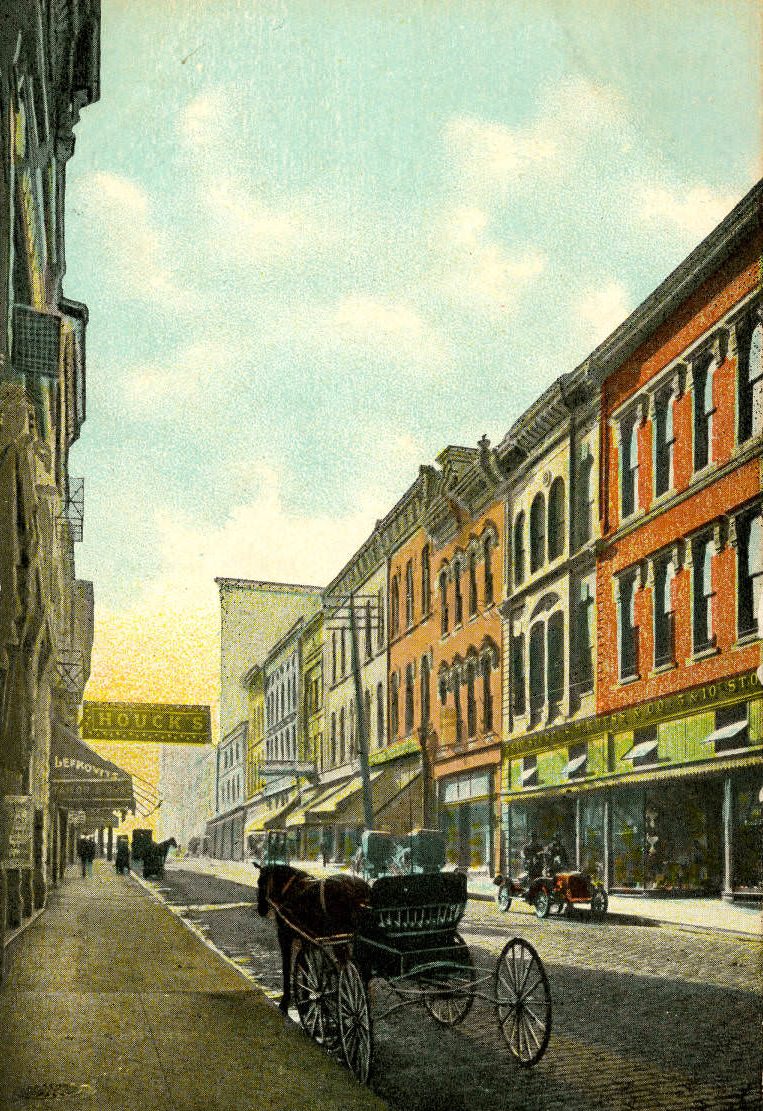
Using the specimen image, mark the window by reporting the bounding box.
[405,559,414,628]
[466,661,477,738]
[364,601,372,660]
[692,535,714,653]
[618,570,639,681]
[481,653,494,733]
[654,387,675,497]
[421,544,431,615]
[377,588,385,649]
[420,654,431,728]
[513,512,525,585]
[693,358,716,472]
[566,741,587,780]
[653,556,676,668]
[739,319,763,443]
[511,632,526,717]
[453,669,463,745]
[438,670,448,706]
[521,754,538,789]
[547,612,564,721]
[339,707,346,763]
[575,449,594,547]
[454,560,463,625]
[529,621,545,726]
[548,478,565,561]
[530,494,546,572]
[390,673,399,739]
[737,512,763,638]
[439,570,449,635]
[340,628,346,676]
[468,551,478,617]
[571,580,594,699]
[484,534,494,605]
[621,414,639,519]
[376,682,385,747]
[391,576,400,637]
[405,663,415,735]
[707,702,749,754]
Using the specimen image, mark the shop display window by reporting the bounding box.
[733,774,763,892]
[643,782,721,894]
[580,794,605,879]
[612,788,645,889]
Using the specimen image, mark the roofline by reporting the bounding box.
[215,577,323,593]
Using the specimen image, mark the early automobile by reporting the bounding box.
[494,837,608,921]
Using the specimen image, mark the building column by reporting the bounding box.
[603,795,611,890]
[574,797,582,871]
[98,827,105,857]
[106,827,113,861]
[722,774,733,900]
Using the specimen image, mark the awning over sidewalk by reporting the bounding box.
[310,764,421,825]
[50,723,135,814]
[284,780,353,828]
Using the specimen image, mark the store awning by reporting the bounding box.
[284,781,344,828]
[622,739,659,763]
[345,765,421,825]
[702,721,747,746]
[520,765,539,784]
[311,770,385,817]
[50,724,135,813]
[563,752,587,778]
[244,793,300,834]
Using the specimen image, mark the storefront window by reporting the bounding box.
[733,773,763,892]
[506,799,574,878]
[580,794,605,879]
[612,788,644,889]
[643,781,721,893]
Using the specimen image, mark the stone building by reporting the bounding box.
[0,0,100,964]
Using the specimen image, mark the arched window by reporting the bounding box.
[453,668,463,744]
[548,478,565,561]
[529,621,545,726]
[420,654,431,728]
[466,660,477,738]
[530,494,546,573]
[439,570,449,635]
[421,544,431,615]
[468,550,478,617]
[741,320,763,443]
[576,451,594,547]
[339,707,346,764]
[391,576,400,637]
[405,560,414,627]
[511,631,526,717]
[547,612,564,720]
[405,663,415,735]
[376,682,385,747]
[438,669,448,706]
[513,512,525,585]
[390,673,399,739]
[482,652,494,733]
[483,534,494,605]
[453,560,463,625]
[377,588,385,649]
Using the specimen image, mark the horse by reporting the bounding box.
[255,864,371,1014]
[142,837,178,879]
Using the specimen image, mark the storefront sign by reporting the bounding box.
[507,671,762,756]
[81,702,212,744]
[0,795,33,869]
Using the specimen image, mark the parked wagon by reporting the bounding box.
[261,830,552,1084]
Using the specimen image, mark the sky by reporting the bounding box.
[65,0,762,721]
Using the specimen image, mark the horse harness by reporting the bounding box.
[264,873,358,947]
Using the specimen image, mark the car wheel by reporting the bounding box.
[497,883,512,913]
[534,888,551,919]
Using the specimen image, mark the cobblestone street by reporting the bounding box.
[151,867,762,1111]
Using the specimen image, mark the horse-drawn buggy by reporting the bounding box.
[256,829,552,1084]
[141,836,178,880]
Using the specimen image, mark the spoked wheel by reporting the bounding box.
[420,935,476,1027]
[590,887,608,921]
[495,937,552,1067]
[293,945,340,1051]
[497,883,512,913]
[337,960,373,1083]
[534,888,551,919]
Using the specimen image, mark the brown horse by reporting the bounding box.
[255,864,371,1013]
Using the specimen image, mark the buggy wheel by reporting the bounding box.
[293,945,340,1051]
[590,887,608,921]
[495,938,552,1067]
[420,935,476,1026]
[533,888,551,919]
[497,883,512,913]
[337,961,372,1084]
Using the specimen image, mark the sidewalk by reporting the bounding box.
[176,856,762,939]
[0,860,388,1111]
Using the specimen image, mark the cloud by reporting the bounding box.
[123,339,235,410]
[203,174,330,262]
[635,184,741,241]
[179,88,228,152]
[432,206,546,317]
[444,77,624,201]
[577,280,631,345]
[74,171,196,308]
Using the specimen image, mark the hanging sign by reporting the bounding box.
[81,702,212,744]
[0,795,33,869]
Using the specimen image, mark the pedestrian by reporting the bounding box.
[77,835,88,878]
[84,836,95,876]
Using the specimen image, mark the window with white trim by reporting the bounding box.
[511,631,525,717]
[620,414,639,519]
[692,535,715,653]
[737,511,763,638]
[654,386,676,497]
[693,357,716,472]
[548,477,565,561]
[740,319,763,443]
[653,554,676,668]
[513,512,525,585]
[529,621,545,726]
[530,493,546,572]
[617,569,639,681]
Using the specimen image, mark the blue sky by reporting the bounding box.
[65,0,761,703]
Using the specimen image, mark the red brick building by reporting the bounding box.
[595,181,763,896]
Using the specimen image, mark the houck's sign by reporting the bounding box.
[81,702,212,745]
